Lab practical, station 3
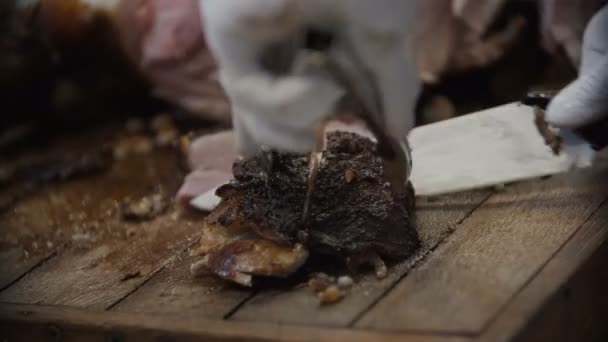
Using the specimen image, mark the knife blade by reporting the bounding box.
[408,102,594,196]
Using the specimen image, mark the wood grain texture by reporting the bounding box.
[0,147,185,291]
[231,190,491,326]
[0,128,119,289]
[0,148,203,310]
[111,254,251,318]
[0,248,54,291]
[0,303,471,342]
[479,200,608,342]
[0,210,199,309]
[357,166,608,333]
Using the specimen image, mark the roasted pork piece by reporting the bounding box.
[191,132,420,286]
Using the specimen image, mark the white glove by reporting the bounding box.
[199,0,419,156]
[545,4,608,161]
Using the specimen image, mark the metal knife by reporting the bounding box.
[408,101,607,197]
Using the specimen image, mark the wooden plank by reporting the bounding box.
[0,210,199,310]
[0,248,54,292]
[0,127,120,289]
[0,303,470,342]
[479,200,608,342]
[111,254,251,318]
[0,150,201,310]
[231,190,491,326]
[357,166,608,333]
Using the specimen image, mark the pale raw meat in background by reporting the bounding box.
[412,0,605,83]
[176,131,236,205]
[182,120,375,211]
[115,0,230,122]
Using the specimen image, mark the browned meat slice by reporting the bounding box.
[191,132,420,286]
[227,132,420,258]
[191,240,308,287]
[190,193,308,286]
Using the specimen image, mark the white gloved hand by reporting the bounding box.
[545,4,608,162]
[199,0,419,156]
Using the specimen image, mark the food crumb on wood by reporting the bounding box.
[308,273,335,292]
[318,285,345,305]
[120,270,141,281]
[121,192,168,221]
[337,275,354,289]
[374,258,388,279]
[344,169,355,183]
[113,135,154,160]
[71,233,92,242]
[309,273,354,305]
[126,227,138,238]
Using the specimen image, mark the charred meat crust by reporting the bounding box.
[216,132,420,261]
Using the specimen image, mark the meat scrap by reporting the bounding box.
[522,91,563,155]
[190,194,309,286]
[308,273,354,305]
[121,191,169,221]
[534,108,562,155]
[190,132,420,286]
[177,131,236,206]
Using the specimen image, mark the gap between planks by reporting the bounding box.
[229,190,493,327]
[477,196,608,334]
[0,251,57,293]
[356,165,608,334]
[346,192,494,327]
[478,198,608,342]
[0,302,472,342]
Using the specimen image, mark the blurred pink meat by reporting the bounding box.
[115,0,230,122]
[412,0,604,82]
[176,120,376,207]
[176,131,237,205]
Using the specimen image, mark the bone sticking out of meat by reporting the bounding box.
[190,132,420,286]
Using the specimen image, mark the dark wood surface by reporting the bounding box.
[1,126,607,341]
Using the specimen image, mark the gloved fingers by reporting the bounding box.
[225,71,342,127]
[545,5,608,130]
[231,106,259,157]
[345,25,419,141]
[560,129,597,167]
[545,58,608,129]
[231,103,319,157]
[580,3,608,74]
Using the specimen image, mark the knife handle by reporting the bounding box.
[574,116,608,151]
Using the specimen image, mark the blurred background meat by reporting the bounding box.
[114,0,229,122]
[413,0,606,126]
[0,0,229,153]
[0,0,602,152]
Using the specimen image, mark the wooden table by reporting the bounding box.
[1,128,607,342]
